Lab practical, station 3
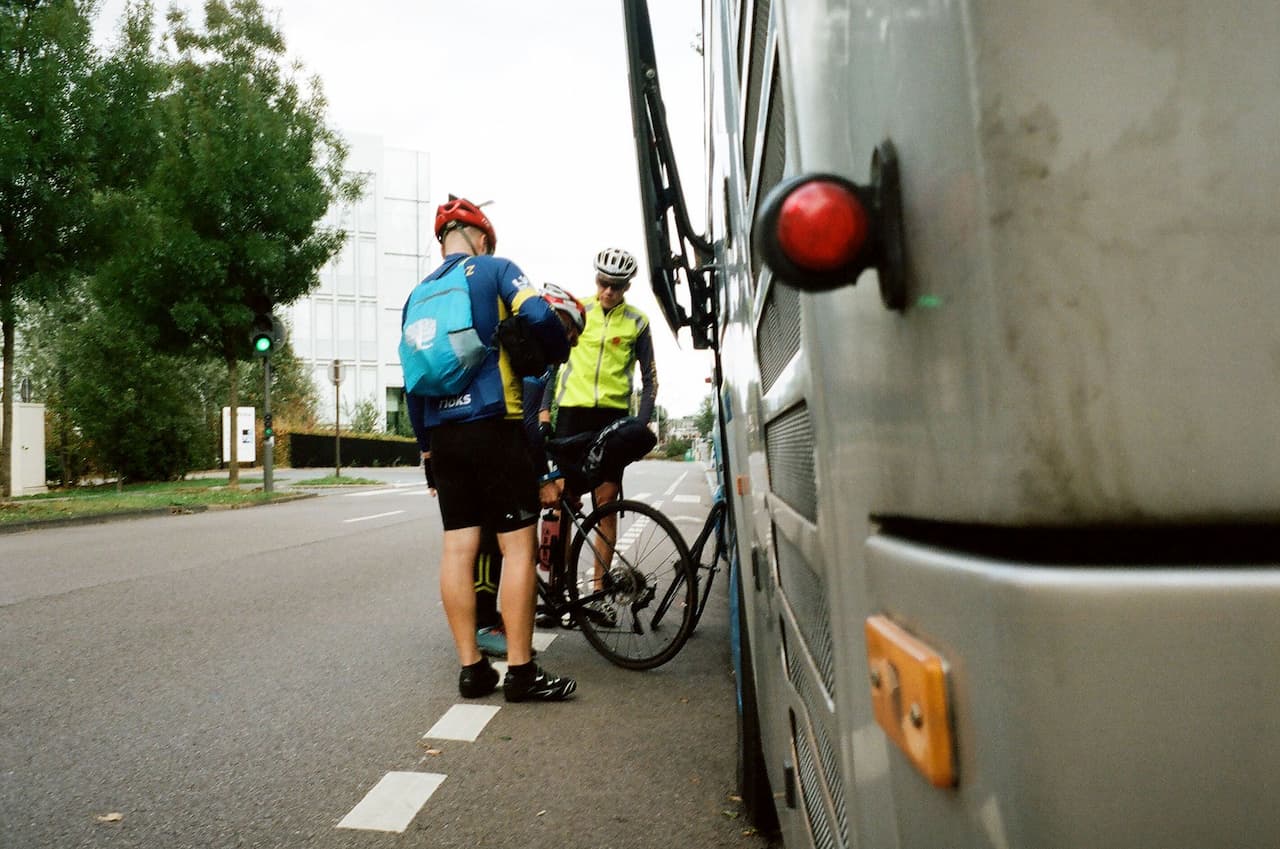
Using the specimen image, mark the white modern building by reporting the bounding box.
[284,133,433,434]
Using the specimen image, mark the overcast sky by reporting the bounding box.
[93,0,712,417]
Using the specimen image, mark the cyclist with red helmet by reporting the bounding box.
[405,196,579,703]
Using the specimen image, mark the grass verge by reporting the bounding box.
[0,477,310,529]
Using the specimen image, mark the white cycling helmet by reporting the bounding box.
[541,283,587,333]
[594,247,638,282]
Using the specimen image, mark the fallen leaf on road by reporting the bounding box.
[536,810,547,817]
[721,810,740,820]
[728,794,742,802]
[96,813,124,824]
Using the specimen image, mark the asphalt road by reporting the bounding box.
[1,461,776,849]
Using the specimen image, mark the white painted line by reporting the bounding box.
[531,631,557,652]
[664,472,689,496]
[343,510,405,524]
[630,492,652,502]
[424,704,501,741]
[345,488,400,498]
[492,660,509,677]
[337,771,445,832]
[673,494,702,504]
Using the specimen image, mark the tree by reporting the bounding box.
[95,0,361,486]
[694,392,715,438]
[0,0,98,497]
[18,280,223,484]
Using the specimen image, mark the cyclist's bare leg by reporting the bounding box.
[441,527,483,665]
[591,480,621,589]
[496,525,538,666]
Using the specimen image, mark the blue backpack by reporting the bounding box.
[399,259,490,397]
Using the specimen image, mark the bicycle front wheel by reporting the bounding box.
[566,498,697,669]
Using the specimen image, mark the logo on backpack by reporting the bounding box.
[399,259,491,398]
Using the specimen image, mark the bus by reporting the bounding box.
[622,2,1280,848]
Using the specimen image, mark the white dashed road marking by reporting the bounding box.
[343,511,405,524]
[673,494,701,504]
[337,771,446,832]
[424,704,501,741]
[345,484,424,498]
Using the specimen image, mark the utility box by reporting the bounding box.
[1,403,48,496]
[220,406,257,465]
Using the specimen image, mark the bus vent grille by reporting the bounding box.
[741,0,773,196]
[794,721,841,849]
[774,529,834,693]
[790,665,849,848]
[751,57,787,285]
[764,402,815,519]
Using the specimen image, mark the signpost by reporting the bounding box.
[329,359,343,478]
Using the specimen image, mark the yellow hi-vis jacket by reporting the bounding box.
[553,296,657,417]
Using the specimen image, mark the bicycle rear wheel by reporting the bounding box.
[566,498,697,669]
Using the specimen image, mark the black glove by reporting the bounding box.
[423,457,436,489]
[539,421,554,442]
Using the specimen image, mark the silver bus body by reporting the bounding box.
[627,1,1280,847]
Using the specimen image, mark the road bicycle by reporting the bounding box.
[657,486,729,634]
[536,439,698,670]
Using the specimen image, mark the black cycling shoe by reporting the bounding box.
[458,659,499,698]
[503,665,577,703]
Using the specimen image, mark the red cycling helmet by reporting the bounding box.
[541,283,587,333]
[434,195,496,252]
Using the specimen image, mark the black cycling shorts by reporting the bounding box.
[555,406,629,485]
[431,418,539,533]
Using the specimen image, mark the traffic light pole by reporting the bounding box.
[263,358,274,494]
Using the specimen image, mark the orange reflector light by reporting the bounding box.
[775,181,869,273]
[864,615,956,787]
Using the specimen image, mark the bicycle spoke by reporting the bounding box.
[566,499,697,669]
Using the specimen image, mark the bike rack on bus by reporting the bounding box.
[622,0,718,351]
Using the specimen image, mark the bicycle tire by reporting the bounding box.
[565,498,697,669]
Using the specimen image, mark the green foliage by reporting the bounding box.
[694,393,715,438]
[0,0,100,495]
[662,436,693,459]
[388,388,415,438]
[33,285,219,480]
[86,0,361,480]
[93,0,361,363]
[345,395,380,434]
[18,279,227,484]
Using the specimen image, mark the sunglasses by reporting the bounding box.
[597,278,630,291]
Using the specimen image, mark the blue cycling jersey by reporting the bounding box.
[406,253,569,441]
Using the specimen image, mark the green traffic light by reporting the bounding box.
[254,335,272,353]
